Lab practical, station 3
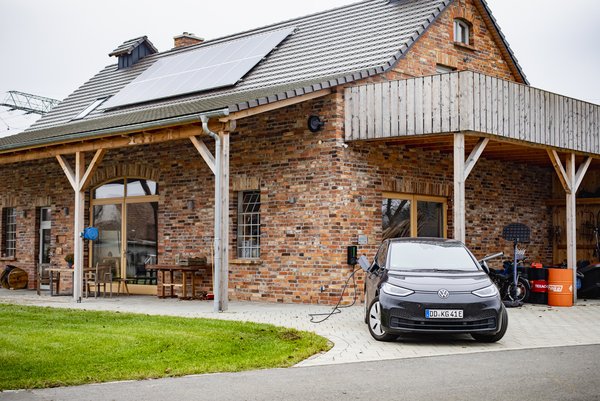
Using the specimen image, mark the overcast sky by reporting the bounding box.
[1,0,599,136]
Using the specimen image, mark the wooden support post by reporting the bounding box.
[74,152,85,303]
[219,131,230,312]
[547,151,593,303]
[56,149,105,302]
[454,135,488,243]
[453,133,466,243]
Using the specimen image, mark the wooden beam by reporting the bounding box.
[463,137,489,179]
[218,131,230,312]
[73,152,85,303]
[0,124,207,165]
[222,89,332,122]
[453,133,466,242]
[78,149,106,191]
[190,136,215,175]
[56,155,76,190]
[574,156,592,193]
[547,150,571,193]
[564,154,577,302]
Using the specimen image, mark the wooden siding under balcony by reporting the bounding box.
[344,71,600,156]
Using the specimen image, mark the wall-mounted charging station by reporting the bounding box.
[347,246,357,265]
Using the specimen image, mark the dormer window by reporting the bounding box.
[454,19,471,45]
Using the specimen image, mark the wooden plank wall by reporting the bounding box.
[344,71,600,156]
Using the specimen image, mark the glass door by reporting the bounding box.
[38,208,52,290]
[91,178,159,294]
[125,202,158,285]
[92,204,123,279]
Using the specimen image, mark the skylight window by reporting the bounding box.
[72,97,109,120]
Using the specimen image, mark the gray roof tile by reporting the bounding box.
[0,0,524,152]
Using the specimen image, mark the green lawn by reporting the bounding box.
[0,304,330,390]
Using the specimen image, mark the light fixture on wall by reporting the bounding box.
[19,209,28,218]
[307,115,325,133]
[187,200,195,211]
[63,207,69,216]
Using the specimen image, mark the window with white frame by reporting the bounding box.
[436,64,456,74]
[454,19,470,45]
[1,207,17,258]
[237,191,261,258]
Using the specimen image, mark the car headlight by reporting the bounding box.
[381,282,414,297]
[472,284,499,298]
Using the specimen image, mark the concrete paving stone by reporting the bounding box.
[1,289,600,367]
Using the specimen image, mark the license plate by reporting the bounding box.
[425,309,463,319]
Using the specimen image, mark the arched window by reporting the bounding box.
[454,19,471,45]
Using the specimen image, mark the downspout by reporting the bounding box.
[201,111,229,312]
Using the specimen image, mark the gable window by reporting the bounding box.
[454,19,470,45]
[382,193,447,240]
[1,207,17,258]
[237,191,261,258]
[436,64,456,74]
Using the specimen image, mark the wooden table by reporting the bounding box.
[48,267,94,296]
[146,264,207,299]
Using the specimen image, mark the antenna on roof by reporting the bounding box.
[0,91,60,115]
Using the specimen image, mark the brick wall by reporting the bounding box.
[0,158,75,290]
[0,94,554,302]
[387,0,519,81]
[0,0,549,302]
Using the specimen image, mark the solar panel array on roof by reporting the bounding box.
[101,27,295,110]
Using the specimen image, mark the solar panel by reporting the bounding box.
[101,27,295,110]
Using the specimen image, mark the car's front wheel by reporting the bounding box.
[471,305,508,343]
[367,297,396,342]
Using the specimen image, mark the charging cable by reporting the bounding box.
[309,267,359,323]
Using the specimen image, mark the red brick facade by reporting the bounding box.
[0,0,554,303]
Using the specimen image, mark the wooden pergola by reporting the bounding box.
[345,71,600,302]
[0,89,330,311]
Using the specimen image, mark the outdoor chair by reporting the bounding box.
[84,263,113,298]
[36,263,52,295]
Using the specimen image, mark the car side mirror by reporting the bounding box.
[480,260,490,275]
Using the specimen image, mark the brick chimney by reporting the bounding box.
[173,32,204,48]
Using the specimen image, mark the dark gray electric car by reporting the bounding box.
[364,238,507,342]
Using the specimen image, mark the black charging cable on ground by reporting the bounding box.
[309,266,360,323]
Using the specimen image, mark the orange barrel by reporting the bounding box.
[547,268,573,307]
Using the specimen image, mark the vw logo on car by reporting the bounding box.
[363,238,507,343]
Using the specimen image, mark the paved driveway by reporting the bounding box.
[1,289,600,366]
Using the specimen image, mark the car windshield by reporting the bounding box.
[388,241,480,272]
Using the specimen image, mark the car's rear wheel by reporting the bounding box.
[471,305,508,343]
[367,297,396,342]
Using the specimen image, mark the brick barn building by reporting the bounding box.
[0,0,598,309]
